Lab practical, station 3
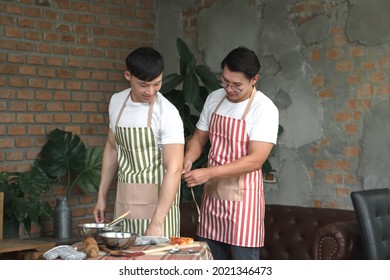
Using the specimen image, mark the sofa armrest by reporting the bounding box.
[313,221,363,259]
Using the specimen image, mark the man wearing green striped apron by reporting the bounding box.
[94,47,184,238]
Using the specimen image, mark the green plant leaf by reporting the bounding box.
[0,174,21,220]
[14,197,26,223]
[27,200,41,223]
[195,65,221,92]
[72,147,104,193]
[179,58,190,76]
[37,129,86,190]
[193,86,209,113]
[176,37,196,69]
[4,165,54,235]
[164,89,186,111]
[278,124,284,136]
[23,217,32,236]
[179,105,195,137]
[19,165,52,196]
[161,73,183,94]
[183,72,199,104]
[1,167,52,236]
[262,159,272,175]
[0,171,9,183]
[41,202,53,220]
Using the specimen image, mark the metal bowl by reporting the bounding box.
[78,223,122,244]
[99,232,137,250]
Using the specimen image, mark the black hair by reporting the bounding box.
[220,46,260,80]
[125,47,164,82]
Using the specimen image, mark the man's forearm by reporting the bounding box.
[149,143,184,227]
[98,142,118,200]
[150,168,181,226]
[184,129,209,164]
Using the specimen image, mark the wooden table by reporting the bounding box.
[0,239,56,259]
[72,240,214,260]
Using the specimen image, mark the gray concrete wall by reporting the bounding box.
[156,0,390,209]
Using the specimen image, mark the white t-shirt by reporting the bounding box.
[109,88,184,145]
[197,88,279,144]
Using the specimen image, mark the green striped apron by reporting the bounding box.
[114,92,180,238]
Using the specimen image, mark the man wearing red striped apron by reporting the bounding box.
[94,47,184,238]
[183,47,279,259]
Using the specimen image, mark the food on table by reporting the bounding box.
[170,236,194,246]
[84,236,99,258]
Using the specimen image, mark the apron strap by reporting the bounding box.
[191,188,201,223]
[147,99,155,127]
[241,87,257,120]
[115,92,130,127]
[214,87,257,120]
[213,95,226,114]
[115,89,155,128]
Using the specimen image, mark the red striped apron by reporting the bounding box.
[198,89,265,247]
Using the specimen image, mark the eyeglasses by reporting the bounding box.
[218,80,245,93]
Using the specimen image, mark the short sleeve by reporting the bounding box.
[248,94,279,144]
[159,98,185,145]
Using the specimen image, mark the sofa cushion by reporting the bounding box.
[261,204,357,259]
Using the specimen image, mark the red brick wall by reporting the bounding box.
[0,0,157,237]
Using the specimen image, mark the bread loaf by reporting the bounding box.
[84,236,97,246]
[84,237,99,258]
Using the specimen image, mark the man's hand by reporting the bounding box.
[144,221,162,236]
[182,167,211,188]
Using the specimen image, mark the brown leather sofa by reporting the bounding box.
[180,202,363,260]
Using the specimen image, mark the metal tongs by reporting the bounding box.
[107,210,131,227]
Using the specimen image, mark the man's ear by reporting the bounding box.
[124,71,132,81]
[251,74,259,86]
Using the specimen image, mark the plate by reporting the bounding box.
[134,236,169,246]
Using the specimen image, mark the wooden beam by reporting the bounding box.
[0,239,56,254]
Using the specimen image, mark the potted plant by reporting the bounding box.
[36,128,104,198]
[0,164,53,238]
[35,128,104,238]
